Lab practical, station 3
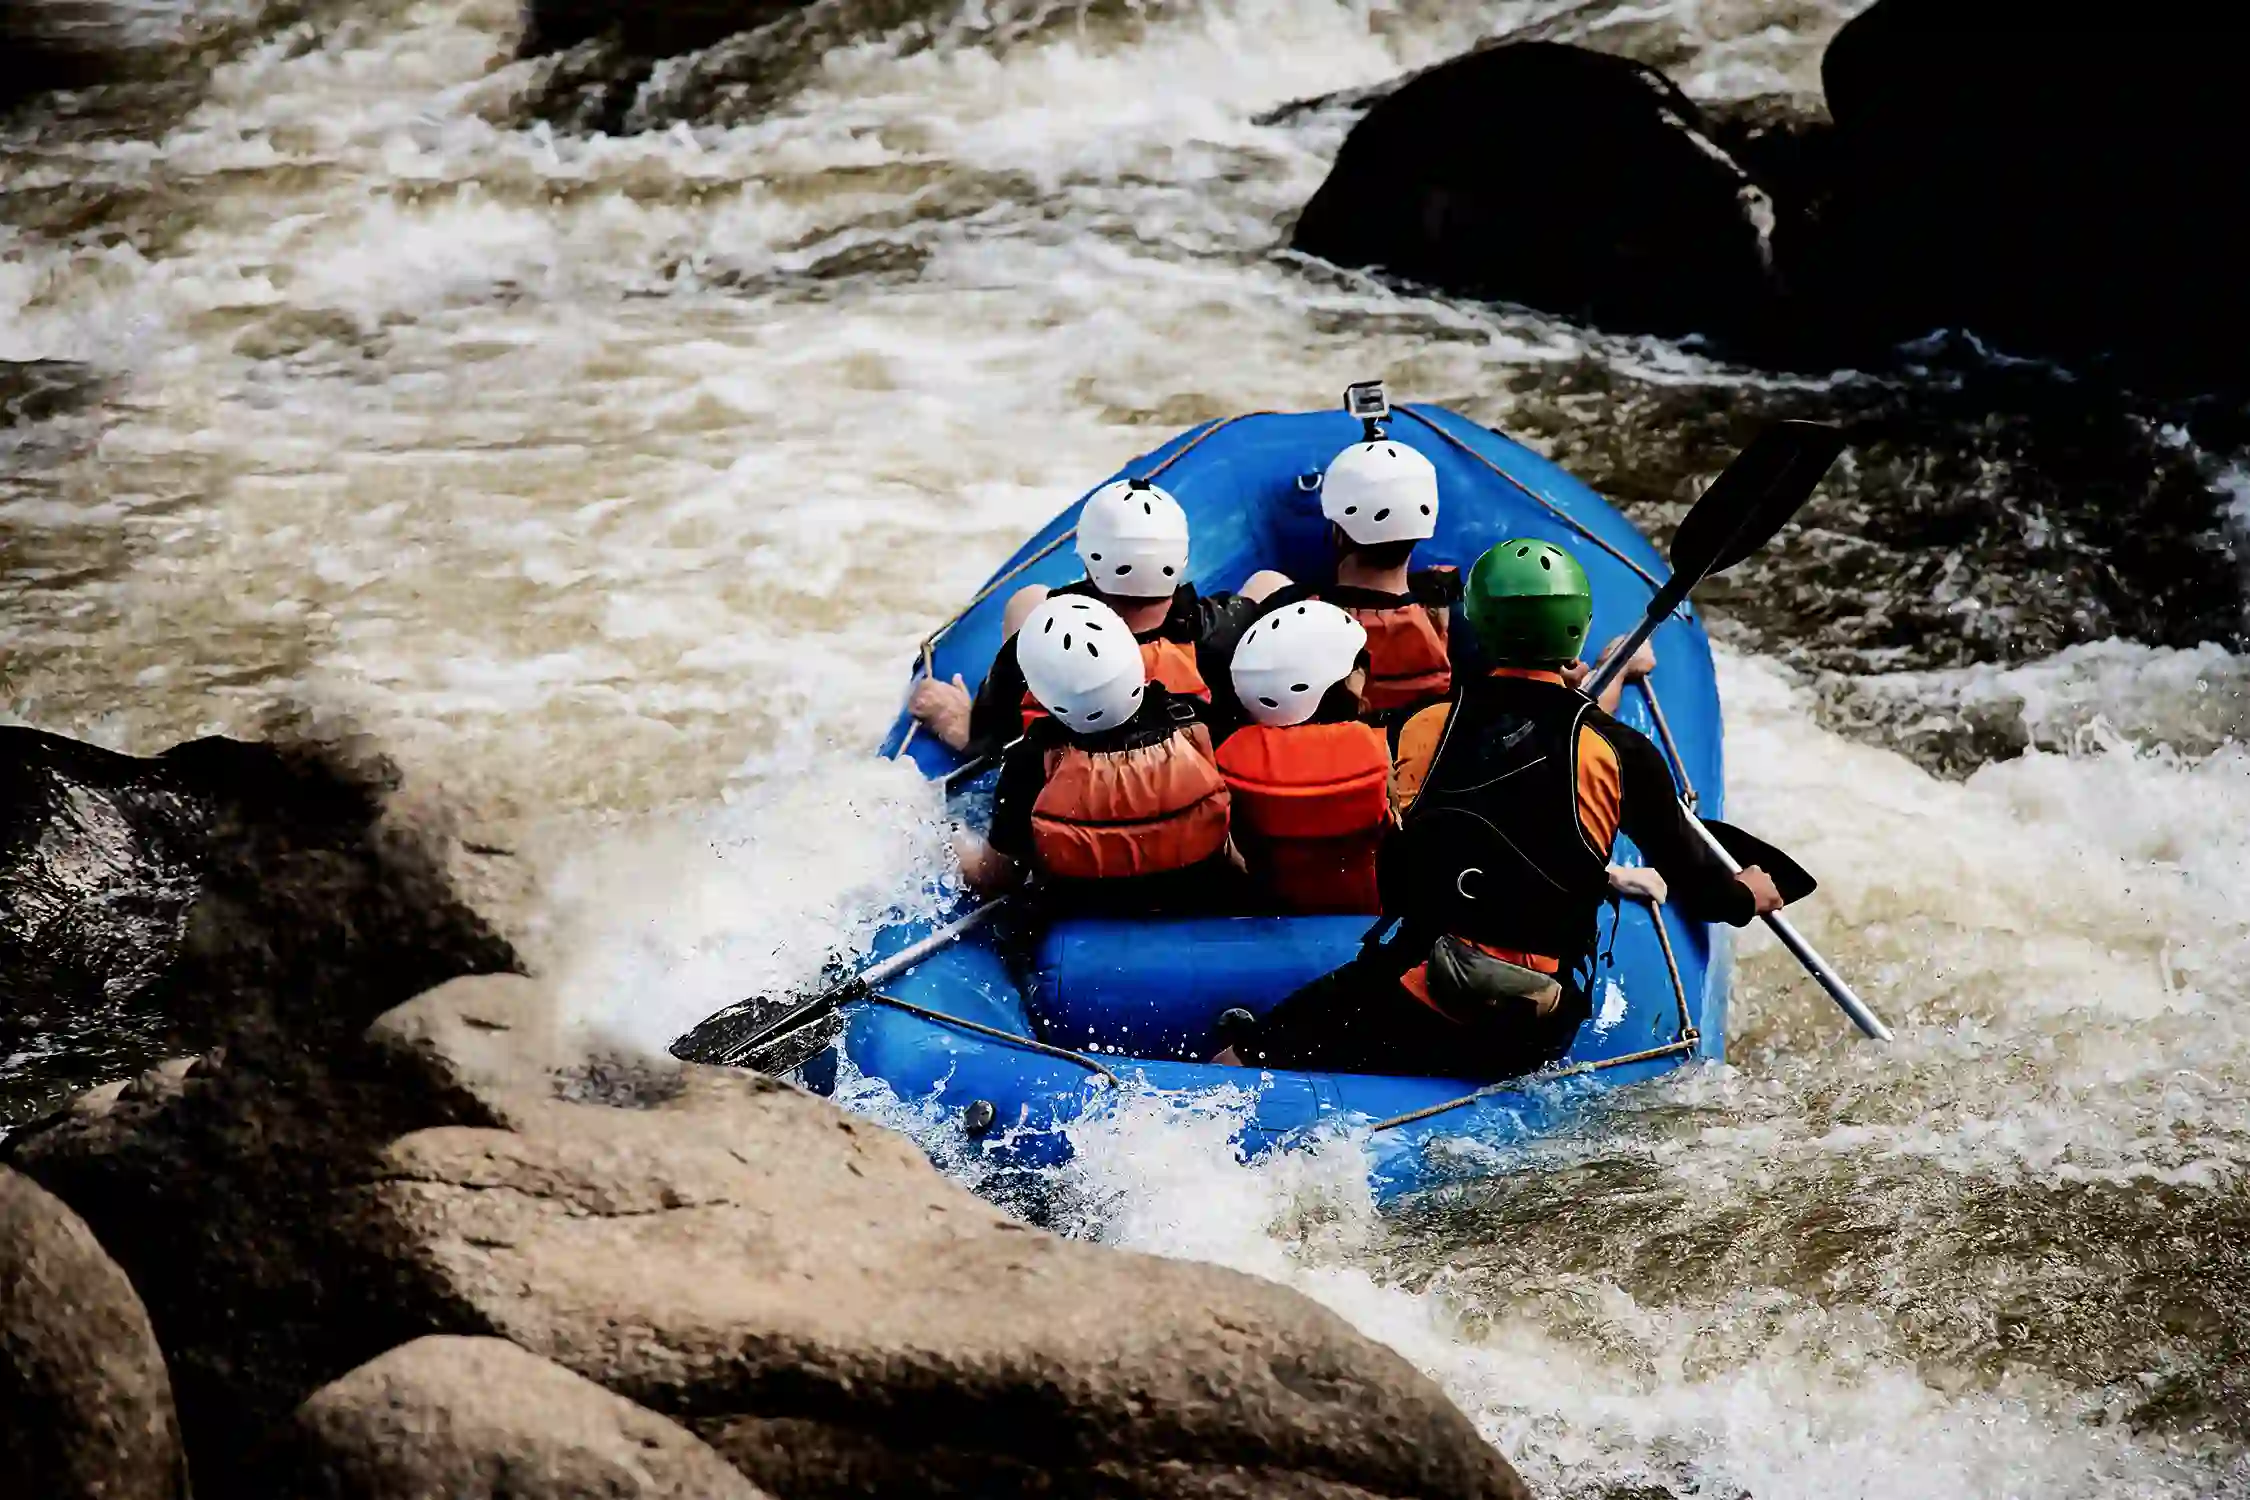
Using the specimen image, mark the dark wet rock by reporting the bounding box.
[10,973,1527,1500]
[523,0,986,132]
[1290,43,1780,348]
[1483,360,2250,682]
[1802,0,2250,388]
[521,0,813,61]
[0,1,115,113]
[272,1336,770,1500]
[0,728,517,1127]
[0,1163,187,1499]
[1287,10,2249,390]
[0,359,103,429]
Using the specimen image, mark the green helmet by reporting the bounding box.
[1463,539,1593,665]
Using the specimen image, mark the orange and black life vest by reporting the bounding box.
[1029,720,1231,881]
[1345,597,1451,713]
[1022,637,1209,731]
[1215,721,1390,913]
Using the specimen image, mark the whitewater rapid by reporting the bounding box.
[4,0,2247,1494]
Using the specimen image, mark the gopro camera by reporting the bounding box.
[1343,379,1389,438]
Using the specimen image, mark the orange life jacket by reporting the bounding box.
[1023,637,1209,731]
[1029,721,1231,881]
[1214,721,1390,913]
[1345,599,1451,713]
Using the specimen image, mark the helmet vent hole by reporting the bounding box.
[1385,446,1397,457]
[1420,504,1431,515]
[1143,501,1153,514]
[1516,546,1530,557]
[1373,507,1390,522]
[1061,633,1072,650]
[1043,619,1055,634]
[1259,697,1278,708]
[1539,554,1551,570]
[1344,505,1357,515]
[1086,710,1103,722]
[1090,552,1102,561]
[1163,566,1175,576]
[1085,642,1099,657]
[1296,605,1307,614]
[1291,682,1310,693]
[1116,564,1132,575]
[1130,685,1143,697]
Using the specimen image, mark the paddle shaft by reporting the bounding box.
[1685,813,1892,1042]
[715,895,1012,1066]
[1583,575,1690,705]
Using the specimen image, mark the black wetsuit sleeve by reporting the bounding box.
[985,734,1046,864]
[1606,719,1757,927]
[964,633,1029,761]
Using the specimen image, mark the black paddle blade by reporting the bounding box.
[1701,818,1818,905]
[1669,421,1846,582]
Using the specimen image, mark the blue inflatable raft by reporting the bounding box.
[801,404,1732,1199]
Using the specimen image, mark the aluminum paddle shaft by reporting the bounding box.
[1685,812,1891,1041]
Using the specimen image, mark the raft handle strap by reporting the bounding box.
[1391,405,1663,593]
[1637,679,1698,807]
[867,992,1120,1086]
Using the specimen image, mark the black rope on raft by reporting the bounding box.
[1391,405,1665,593]
[867,992,1119,1086]
[1637,678,1698,807]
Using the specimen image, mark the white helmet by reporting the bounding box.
[1076,478,1189,599]
[1231,600,1368,727]
[1321,439,1439,546]
[1018,594,1146,731]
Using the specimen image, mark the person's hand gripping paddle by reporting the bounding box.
[1584,422,1892,1042]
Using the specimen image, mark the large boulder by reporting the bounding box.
[1289,42,1781,348]
[1287,11,2248,389]
[273,1336,769,1500]
[0,1164,187,1499]
[0,0,121,112]
[9,973,1528,1499]
[0,727,517,1128]
[1809,0,2249,386]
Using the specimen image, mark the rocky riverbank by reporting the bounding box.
[0,732,1524,1499]
[4,971,1527,1498]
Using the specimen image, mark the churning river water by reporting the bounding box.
[4,0,2248,1494]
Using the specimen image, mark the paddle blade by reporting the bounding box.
[1701,818,1818,904]
[1669,421,1846,582]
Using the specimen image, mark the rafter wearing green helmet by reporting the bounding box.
[1462,539,1593,667]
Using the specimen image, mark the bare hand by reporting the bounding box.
[1599,633,1658,683]
[1735,865,1784,916]
[1607,864,1669,904]
[909,673,974,753]
[952,830,1020,895]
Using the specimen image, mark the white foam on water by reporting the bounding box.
[530,748,959,1054]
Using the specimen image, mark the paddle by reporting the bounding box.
[1577,421,1893,1043]
[1699,818,1817,904]
[672,895,1015,1068]
[1582,420,1848,704]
